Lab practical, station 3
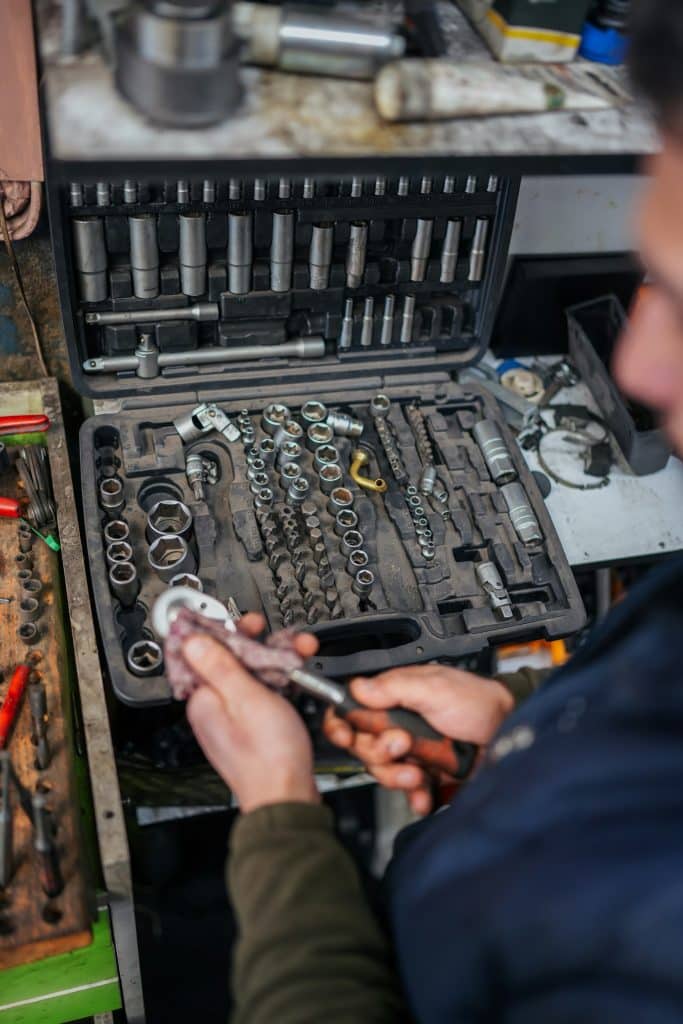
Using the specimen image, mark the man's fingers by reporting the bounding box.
[323,708,354,748]
[352,728,412,766]
[350,672,431,713]
[183,635,269,710]
[369,762,427,791]
[294,632,319,658]
[238,612,266,637]
[408,787,433,816]
[187,687,229,749]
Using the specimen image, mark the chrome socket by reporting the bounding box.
[254,487,274,509]
[287,477,310,506]
[345,221,368,288]
[370,393,391,418]
[99,476,125,516]
[440,218,462,284]
[228,211,253,294]
[352,568,375,598]
[306,422,334,451]
[280,462,302,488]
[179,212,207,297]
[127,639,163,677]
[340,530,363,558]
[21,577,42,598]
[18,526,33,553]
[422,544,436,562]
[326,411,364,439]
[277,441,303,466]
[258,437,277,463]
[249,473,270,494]
[103,519,130,545]
[146,499,193,543]
[301,400,328,425]
[380,295,395,346]
[106,540,134,567]
[169,573,203,591]
[274,420,304,447]
[261,402,291,436]
[148,535,196,583]
[400,295,416,345]
[338,298,354,351]
[314,445,340,471]
[319,464,343,494]
[327,487,354,515]
[108,561,140,607]
[419,465,437,495]
[334,509,359,536]
[247,460,267,481]
[360,297,374,347]
[472,419,517,485]
[347,549,369,574]
[410,218,434,282]
[129,214,159,299]
[309,223,334,290]
[501,482,543,545]
[270,209,294,292]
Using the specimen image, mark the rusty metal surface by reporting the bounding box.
[0,378,144,1022]
[39,3,657,163]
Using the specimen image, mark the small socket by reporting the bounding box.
[108,561,139,607]
[352,568,375,597]
[347,549,370,574]
[249,473,270,494]
[21,577,42,597]
[422,544,436,561]
[19,597,40,623]
[370,394,391,419]
[334,509,359,536]
[277,441,303,466]
[247,459,267,480]
[17,622,39,645]
[169,573,203,590]
[99,476,124,515]
[127,639,163,677]
[105,540,134,566]
[14,553,32,573]
[280,462,302,487]
[319,464,343,494]
[306,422,334,451]
[301,400,328,424]
[327,488,354,515]
[103,520,130,545]
[261,403,291,435]
[314,445,340,471]
[287,477,310,506]
[340,530,363,558]
[274,420,304,447]
[258,437,276,462]
[254,487,274,508]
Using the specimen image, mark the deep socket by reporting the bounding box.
[411,219,434,282]
[72,217,108,302]
[352,568,374,597]
[472,419,517,485]
[360,297,375,347]
[203,179,216,203]
[334,508,358,536]
[229,211,253,294]
[501,482,543,545]
[380,294,395,346]
[270,210,295,292]
[400,295,416,345]
[129,214,159,299]
[338,298,354,350]
[96,181,110,206]
[179,212,207,296]
[345,222,368,288]
[440,219,462,284]
[468,218,490,283]
[309,223,334,290]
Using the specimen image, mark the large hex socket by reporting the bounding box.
[146,500,193,543]
[148,534,196,582]
[72,217,108,302]
[109,561,140,607]
[179,212,207,297]
[319,464,343,494]
[129,214,159,299]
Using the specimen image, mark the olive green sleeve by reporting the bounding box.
[228,801,406,1024]
[496,666,550,706]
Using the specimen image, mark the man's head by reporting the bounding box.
[613,0,683,454]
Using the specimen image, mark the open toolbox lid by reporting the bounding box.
[46,170,520,404]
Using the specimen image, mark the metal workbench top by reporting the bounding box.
[39,2,657,171]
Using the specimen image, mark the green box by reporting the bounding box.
[458,0,593,62]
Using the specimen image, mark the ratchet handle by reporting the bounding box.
[0,415,50,436]
[340,697,478,780]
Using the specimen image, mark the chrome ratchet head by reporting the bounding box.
[152,587,238,640]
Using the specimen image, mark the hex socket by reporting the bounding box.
[127,640,163,677]
[280,463,303,489]
[380,295,395,346]
[340,529,364,557]
[17,622,39,645]
[270,210,294,292]
[468,218,490,283]
[307,422,334,450]
[347,549,369,574]
[179,212,207,297]
[501,482,543,545]
[352,568,375,597]
[309,223,334,290]
[15,553,32,573]
[334,509,358,536]
[472,419,516,485]
[19,597,40,623]
[72,217,108,302]
[319,464,343,494]
[105,540,134,566]
[108,561,140,607]
[103,519,130,545]
[146,500,193,543]
[345,221,368,288]
[129,214,159,299]
[327,487,354,515]
[99,476,125,515]
[411,218,434,282]
[400,294,416,345]
[148,535,196,583]
[314,445,340,471]
[440,218,462,284]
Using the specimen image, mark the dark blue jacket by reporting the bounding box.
[389,555,683,1023]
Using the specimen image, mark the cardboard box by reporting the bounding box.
[458,0,593,62]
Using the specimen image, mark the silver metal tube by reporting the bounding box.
[179,212,207,297]
[501,482,543,546]
[176,180,190,204]
[83,337,326,374]
[278,178,291,199]
[129,214,159,299]
[148,535,196,583]
[345,221,368,288]
[411,219,433,282]
[468,218,490,283]
[360,297,374,348]
[123,180,137,203]
[380,294,395,346]
[338,298,354,351]
[472,419,517,485]
[397,176,409,196]
[310,223,334,290]
[272,8,404,79]
[351,176,363,198]
[254,178,266,200]
[270,209,294,292]
[442,175,455,194]
[203,179,216,203]
[69,182,83,206]
[127,639,163,677]
[374,176,386,196]
[440,219,462,284]
[229,178,242,201]
[85,302,218,326]
[228,211,253,294]
[72,217,108,302]
[96,181,110,206]
[466,175,477,194]
[303,178,315,199]
[400,294,416,345]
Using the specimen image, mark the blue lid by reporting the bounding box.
[579,19,629,65]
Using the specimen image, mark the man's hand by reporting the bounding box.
[323,665,514,815]
[184,614,321,813]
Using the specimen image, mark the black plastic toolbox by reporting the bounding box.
[48,169,585,706]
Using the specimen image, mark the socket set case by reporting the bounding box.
[49,170,585,706]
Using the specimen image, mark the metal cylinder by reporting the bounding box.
[400,294,416,345]
[347,549,369,574]
[309,223,334,290]
[270,210,294,292]
[397,176,409,196]
[129,214,159,299]
[277,441,303,467]
[146,499,193,542]
[307,422,334,450]
[380,294,395,346]
[326,411,363,439]
[472,419,517,485]
[203,179,216,203]
[338,298,354,351]
[274,419,304,447]
[280,462,302,488]
[501,482,543,546]
[176,180,190,204]
[70,182,83,206]
[84,336,325,374]
[419,465,437,495]
[352,568,375,597]
[72,217,108,302]
[345,222,368,288]
[99,476,125,515]
[319,463,343,494]
[17,622,39,645]
[179,212,207,296]
[96,181,110,206]
[229,179,242,200]
[109,561,140,607]
[360,297,374,348]
[327,487,354,515]
[340,529,363,558]
[440,219,462,284]
[18,526,33,553]
[468,218,490,283]
[21,577,42,598]
[123,180,137,203]
[127,639,163,677]
[314,444,340,471]
[170,572,203,590]
[443,175,455,194]
[228,211,253,294]
[370,393,391,418]
[19,597,40,623]
[334,508,358,536]
[148,534,196,583]
[411,219,434,282]
[85,302,218,327]
[262,403,291,435]
[105,540,134,567]
[301,400,327,425]
[287,476,310,506]
[14,552,32,573]
[135,335,159,379]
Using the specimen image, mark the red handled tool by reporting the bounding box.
[0,664,31,748]
[0,497,21,520]
[0,415,50,436]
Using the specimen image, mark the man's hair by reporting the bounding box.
[629,0,683,133]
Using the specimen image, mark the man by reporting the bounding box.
[184,2,683,1019]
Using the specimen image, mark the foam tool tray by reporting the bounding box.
[80,381,584,706]
[49,171,519,400]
